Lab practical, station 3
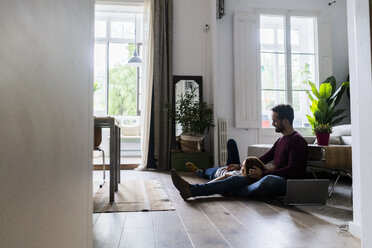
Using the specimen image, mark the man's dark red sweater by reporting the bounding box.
[259,131,308,179]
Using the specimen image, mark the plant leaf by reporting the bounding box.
[323,76,337,96]
[305,90,314,102]
[306,115,315,128]
[319,83,332,99]
[329,109,345,119]
[310,100,319,113]
[331,115,347,126]
[317,98,328,114]
[330,81,349,106]
[314,110,325,123]
[309,81,320,99]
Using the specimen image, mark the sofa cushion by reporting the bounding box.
[332,124,351,136]
[341,136,352,145]
[303,136,316,144]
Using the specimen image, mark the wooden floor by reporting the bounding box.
[93,170,360,248]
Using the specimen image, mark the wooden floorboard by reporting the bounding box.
[118,212,155,248]
[158,171,230,248]
[219,199,296,247]
[152,211,194,248]
[93,213,100,227]
[93,213,127,248]
[92,170,360,248]
[266,202,360,248]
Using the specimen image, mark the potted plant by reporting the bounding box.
[301,64,349,146]
[313,123,332,146]
[166,87,214,152]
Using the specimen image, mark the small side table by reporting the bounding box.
[170,151,212,171]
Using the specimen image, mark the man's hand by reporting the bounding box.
[226,164,241,171]
[248,166,262,179]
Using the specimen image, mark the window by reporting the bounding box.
[93,12,143,118]
[260,14,317,128]
[94,7,144,157]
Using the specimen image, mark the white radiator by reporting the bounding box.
[217,118,228,166]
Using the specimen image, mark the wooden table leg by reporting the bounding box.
[117,126,121,183]
[109,124,116,202]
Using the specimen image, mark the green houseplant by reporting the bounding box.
[301,64,349,145]
[166,87,214,152]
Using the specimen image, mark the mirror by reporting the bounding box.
[173,76,203,137]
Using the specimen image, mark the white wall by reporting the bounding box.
[347,0,372,245]
[173,0,216,153]
[216,0,349,161]
[0,1,93,247]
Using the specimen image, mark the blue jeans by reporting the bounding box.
[200,139,241,180]
[190,175,287,198]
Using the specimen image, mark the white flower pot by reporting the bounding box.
[179,134,204,152]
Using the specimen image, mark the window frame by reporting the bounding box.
[258,9,320,131]
[94,13,143,117]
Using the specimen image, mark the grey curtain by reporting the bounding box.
[148,0,173,169]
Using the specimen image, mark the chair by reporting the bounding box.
[94,127,105,188]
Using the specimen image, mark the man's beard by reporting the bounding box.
[275,126,284,133]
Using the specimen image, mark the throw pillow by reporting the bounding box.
[332,124,351,136]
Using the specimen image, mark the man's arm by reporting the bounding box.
[262,139,308,179]
[258,140,279,164]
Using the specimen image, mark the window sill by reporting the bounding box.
[260,127,312,136]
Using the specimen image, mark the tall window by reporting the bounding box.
[260,14,317,128]
[94,11,143,123]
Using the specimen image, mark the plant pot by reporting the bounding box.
[94,127,102,149]
[179,134,204,153]
[316,132,330,146]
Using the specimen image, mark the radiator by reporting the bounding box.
[217,118,228,166]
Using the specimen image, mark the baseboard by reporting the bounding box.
[348,221,361,239]
[93,164,139,170]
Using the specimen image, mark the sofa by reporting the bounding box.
[247,125,352,196]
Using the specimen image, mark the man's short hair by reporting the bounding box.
[271,104,294,125]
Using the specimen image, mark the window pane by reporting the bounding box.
[94,43,106,78]
[290,16,315,54]
[94,79,106,112]
[94,43,106,112]
[108,43,137,116]
[95,20,106,38]
[261,90,285,128]
[111,21,135,39]
[291,54,316,90]
[261,53,286,90]
[260,28,274,44]
[292,91,312,128]
[260,15,285,52]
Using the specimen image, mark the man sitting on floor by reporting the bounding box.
[171,104,308,200]
[186,141,266,184]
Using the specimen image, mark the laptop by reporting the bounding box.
[278,179,329,206]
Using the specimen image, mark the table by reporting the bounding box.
[307,144,352,197]
[94,117,121,202]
